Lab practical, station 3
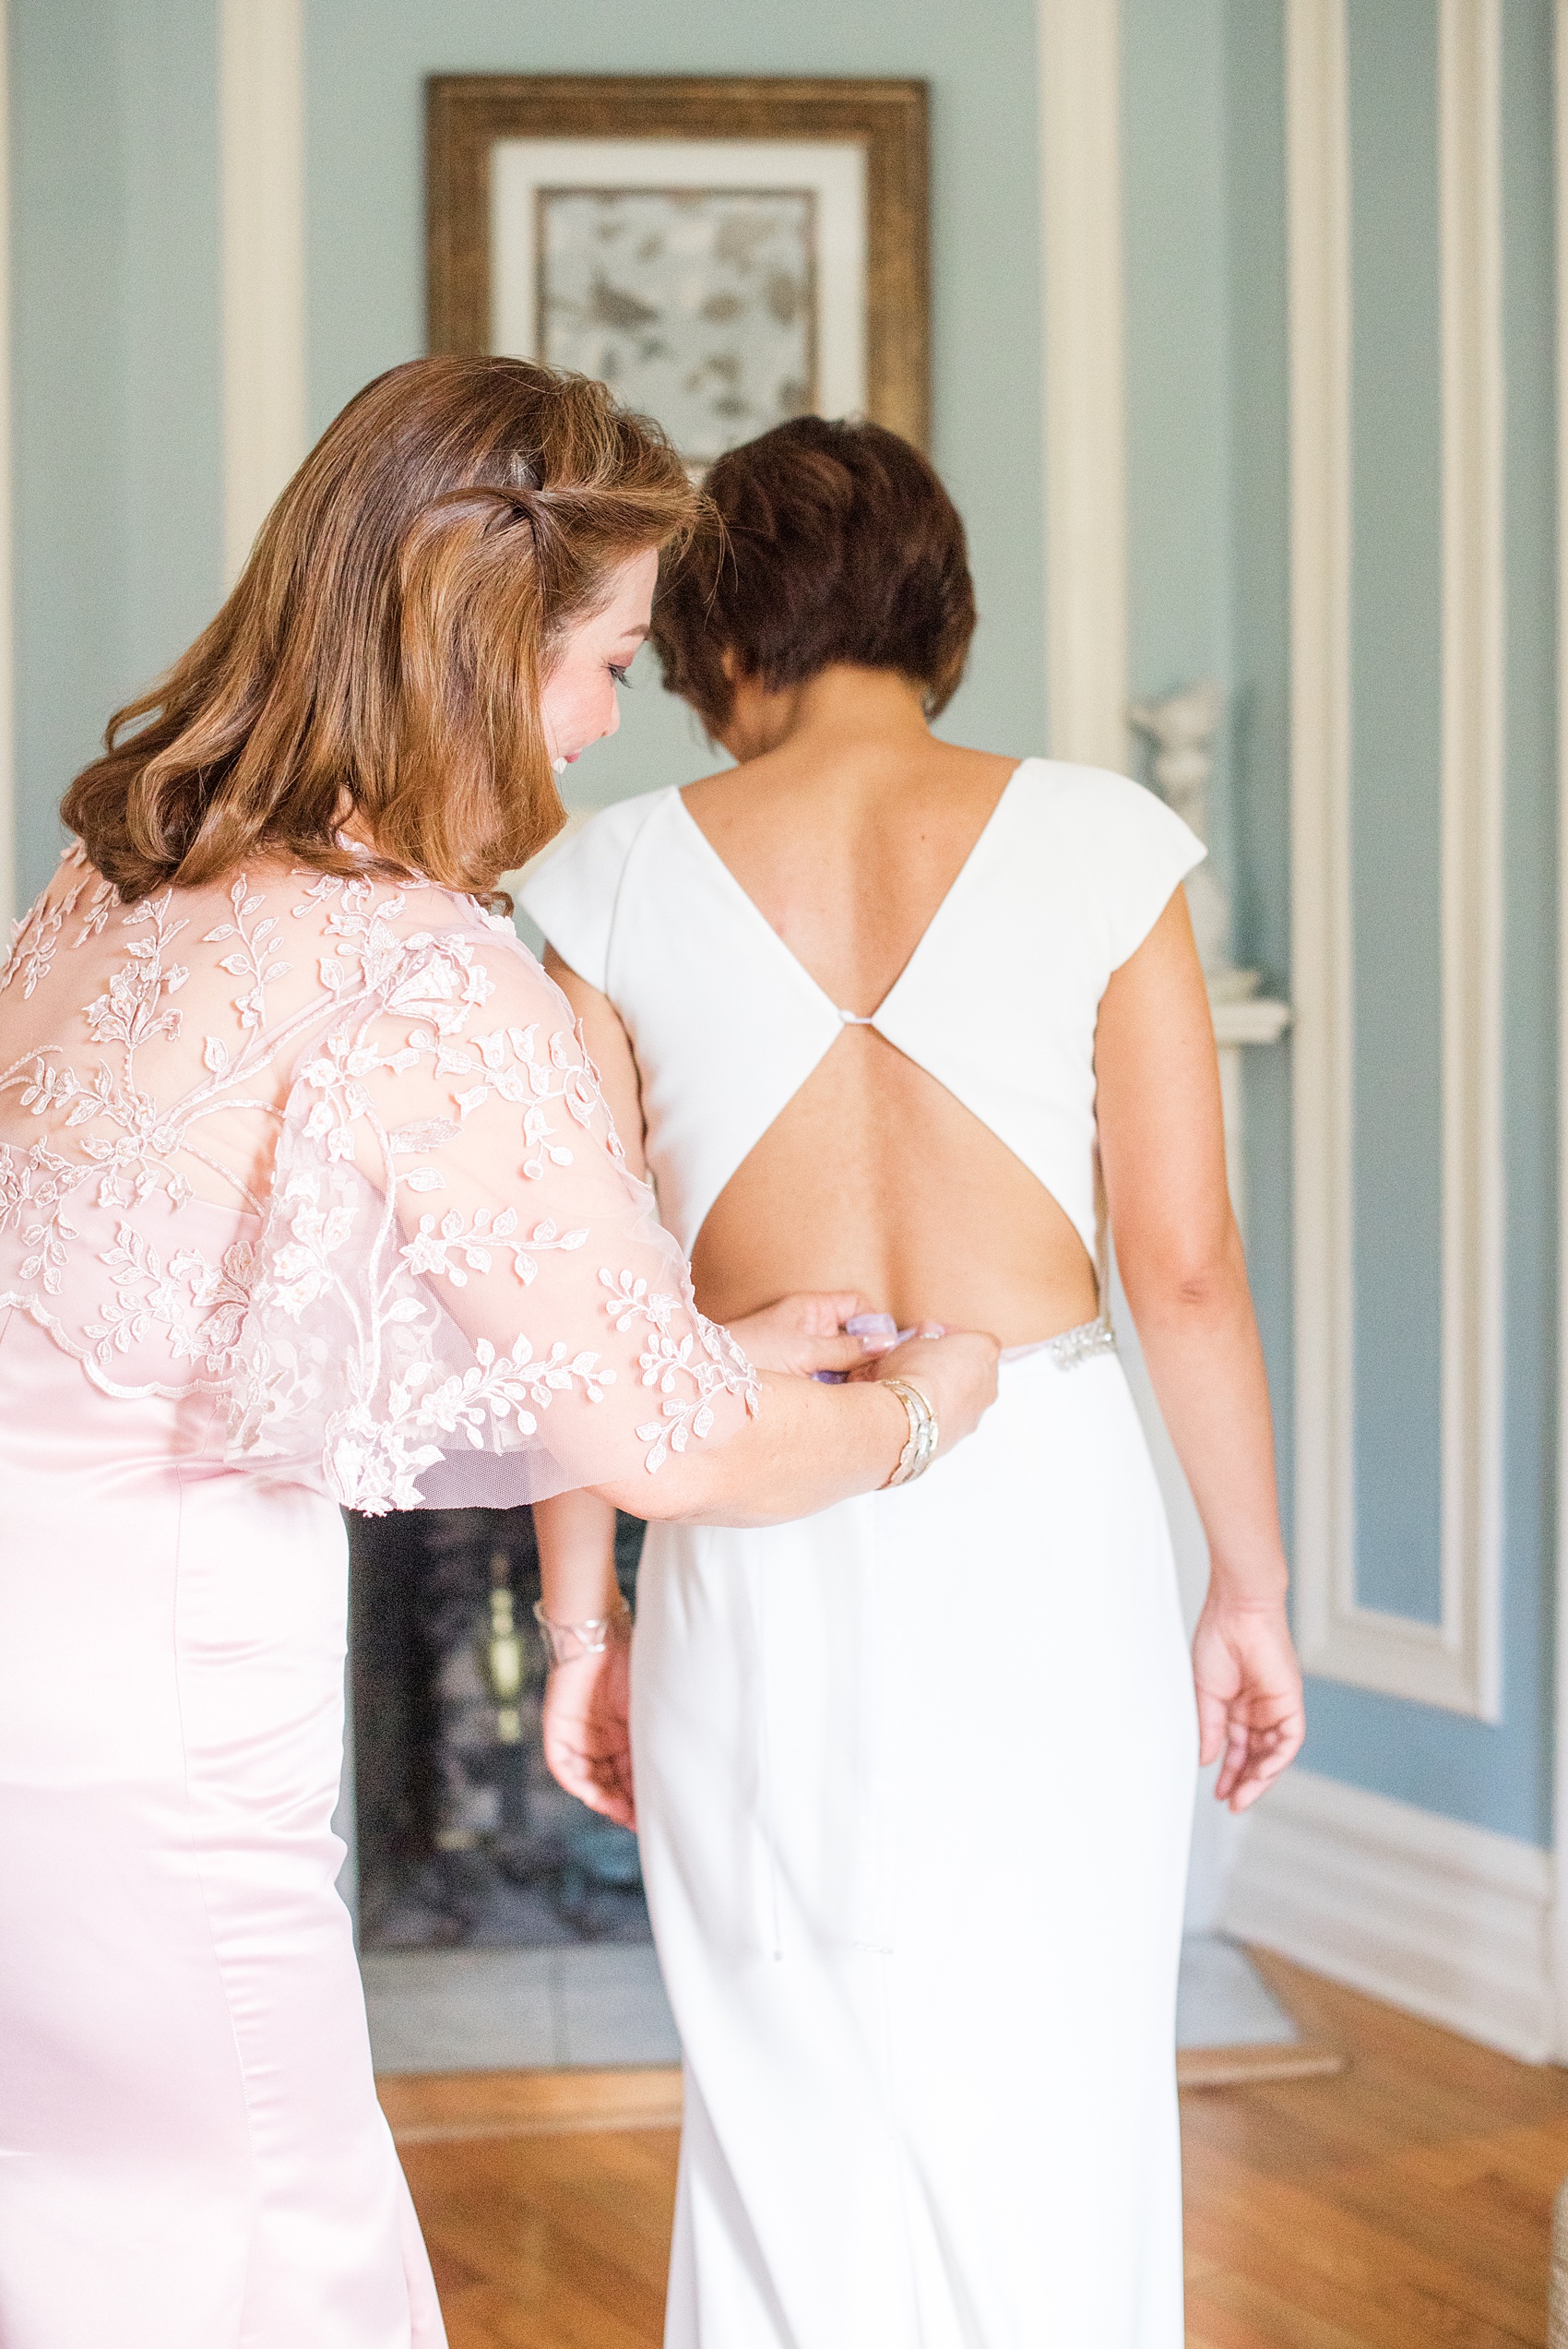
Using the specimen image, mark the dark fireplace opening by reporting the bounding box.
[347,1506,648,1952]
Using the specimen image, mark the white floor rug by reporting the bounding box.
[363,1933,1296,2076]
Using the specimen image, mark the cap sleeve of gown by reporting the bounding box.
[1041,760,1211,972]
[517,793,663,995]
[227,901,755,1514]
[1049,766,1206,973]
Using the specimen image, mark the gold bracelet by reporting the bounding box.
[532,1595,632,1668]
[882,1377,939,1488]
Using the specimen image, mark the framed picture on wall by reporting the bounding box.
[426,76,929,463]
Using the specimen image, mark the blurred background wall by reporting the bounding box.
[4,0,1562,2057]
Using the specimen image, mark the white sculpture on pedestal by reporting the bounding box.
[1127,679,1260,1004]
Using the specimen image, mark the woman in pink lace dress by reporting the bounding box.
[0,358,996,2349]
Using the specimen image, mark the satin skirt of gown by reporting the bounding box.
[634,1342,1197,2349]
[0,1304,445,2349]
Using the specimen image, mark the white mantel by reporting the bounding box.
[1213,996,1293,1047]
[1212,995,1291,1244]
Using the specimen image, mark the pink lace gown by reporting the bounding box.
[0,849,756,2349]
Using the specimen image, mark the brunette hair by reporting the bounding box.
[64,355,700,902]
[650,415,976,733]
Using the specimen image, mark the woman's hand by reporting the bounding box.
[865,1329,1001,1457]
[540,1641,636,1830]
[1191,1587,1305,1812]
[727,1290,888,1378]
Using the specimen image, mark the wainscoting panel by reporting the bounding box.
[1224,1767,1553,2061]
[1288,0,1503,1720]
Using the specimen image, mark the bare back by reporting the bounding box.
[601,716,1100,1347]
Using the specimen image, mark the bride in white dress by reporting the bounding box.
[526,418,1305,2347]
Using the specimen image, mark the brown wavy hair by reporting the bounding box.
[64,356,702,903]
[651,415,976,734]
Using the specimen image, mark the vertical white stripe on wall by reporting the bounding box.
[1552,0,1568,2055]
[1290,0,1504,1719]
[0,0,15,928]
[219,0,305,587]
[1288,0,1357,1699]
[1038,0,1128,771]
[1436,0,1504,1725]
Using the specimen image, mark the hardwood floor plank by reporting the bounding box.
[401,2128,679,2349]
[1184,2138,1550,2337]
[382,2067,683,2144]
[387,1952,1568,2349]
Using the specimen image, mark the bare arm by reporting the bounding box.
[533,1485,635,1825]
[544,944,648,1180]
[535,1486,622,1625]
[1096,889,1304,1808]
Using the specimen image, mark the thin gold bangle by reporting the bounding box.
[532,1595,632,1668]
[881,1377,938,1487]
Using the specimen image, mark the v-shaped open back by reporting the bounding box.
[671,765,1023,1038]
[521,757,1204,1265]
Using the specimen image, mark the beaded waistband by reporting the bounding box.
[1002,1315,1119,1373]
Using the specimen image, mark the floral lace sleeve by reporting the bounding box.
[0,851,754,1513]
[226,910,757,1512]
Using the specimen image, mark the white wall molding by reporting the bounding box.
[1287,0,1359,1691]
[1552,0,1568,2063]
[1436,0,1505,1723]
[1289,0,1504,1719]
[1225,1770,1554,2063]
[219,0,306,587]
[0,0,15,928]
[1038,0,1128,771]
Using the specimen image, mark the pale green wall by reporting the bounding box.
[1123,0,1558,1842]
[11,0,221,903]
[304,0,1048,816]
[1346,0,1444,1625]
[1149,0,1557,1842]
[11,0,1048,878]
[1219,0,1294,1539]
[1298,0,1558,1841]
[1123,0,1236,900]
[7,0,1561,1844]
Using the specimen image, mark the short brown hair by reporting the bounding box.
[651,415,976,733]
[64,356,700,903]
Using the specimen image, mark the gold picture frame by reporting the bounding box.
[426,75,930,456]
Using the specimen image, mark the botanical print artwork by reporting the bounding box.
[535,187,817,464]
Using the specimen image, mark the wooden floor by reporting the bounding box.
[389,1952,1568,2348]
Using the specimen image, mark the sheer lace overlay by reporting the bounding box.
[0,847,757,1510]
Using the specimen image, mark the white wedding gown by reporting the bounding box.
[523,758,1205,2348]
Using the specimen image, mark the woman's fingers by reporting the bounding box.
[815,1290,879,1329]
[871,1330,1001,1447]
[770,1290,878,1333]
[1192,1591,1305,1810]
[727,1292,886,1375]
[1194,1683,1231,1771]
[1213,1719,1251,1803]
[545,1730,636,1828]
[802,1331,882,1375]
[540,1658,637,1830]
[579,1776,636,1830]
[1213,1706,1306,1811]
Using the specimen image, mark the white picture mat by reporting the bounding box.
[491,138,869,418]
